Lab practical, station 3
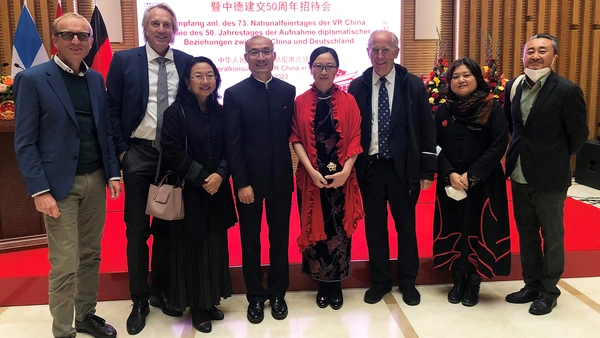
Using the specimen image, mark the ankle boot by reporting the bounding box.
[316,281,330,308]
[462,273,482,307]
[329,282,343,310]
[447,270,466,304]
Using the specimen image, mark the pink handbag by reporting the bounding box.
[145,170,184,220]
[145,104,187,221]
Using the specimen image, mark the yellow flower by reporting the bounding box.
[432,88,438,93]
[440,99,446,103]
[494,95,499,99]
[429,81,434,85]
[483,66,489,73]
[497,86,504,91]
[429,97,435,104]
[433,77,440,86]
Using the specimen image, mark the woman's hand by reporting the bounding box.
[203,173,223,195]
[309,168,329,188]
[325,170,350,189]
[449,172,468,190]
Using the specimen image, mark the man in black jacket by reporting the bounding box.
[223,36,296,324]
[504,33,588,316]
[348,30,436,306]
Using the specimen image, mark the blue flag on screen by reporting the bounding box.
[11,5,49,76]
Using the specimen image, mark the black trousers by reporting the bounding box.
[359,157,420,288]
[122,142,171,302]
[236,192,291,303]
[511,181,567,300]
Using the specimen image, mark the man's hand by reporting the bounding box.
[238,185,255,204]
[420,179,434,190]
[34,192,61,218]
[108,181,122,199]
[119,151,126,163]
[203,173,224,195]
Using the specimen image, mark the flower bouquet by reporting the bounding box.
[0,74,15,121]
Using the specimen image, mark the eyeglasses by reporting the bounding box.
[312,65,337,73]
[369,47,395,56]
[190,74,217,82]
[54,31,91,42]
[246,49,273,58]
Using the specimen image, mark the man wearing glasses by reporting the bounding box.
[14,13,120,338]
[348,30,436,306]
[223,36,296,324]
[106,3,192,335]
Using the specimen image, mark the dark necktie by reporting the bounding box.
[155,57,168,151]
[378,77,392,158]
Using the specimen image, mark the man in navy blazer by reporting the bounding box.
[348,30,437,307]
[504,33,588,316]
[14,13,120,338]
[106,3,192,335]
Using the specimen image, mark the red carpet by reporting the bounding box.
[1,180,599,278]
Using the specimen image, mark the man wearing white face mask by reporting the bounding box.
[504,33,588,316]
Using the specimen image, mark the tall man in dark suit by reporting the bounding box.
[504,33,588,315]
[106,3,192,334]
[348,30,436,306]
[223,36,296,324]
[14,12,120,338]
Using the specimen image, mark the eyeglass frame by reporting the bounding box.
[368,47,397,56]
[311,64,338,73]
[54,31,92,42]
[245,49,274,58]
[189,74,217,82]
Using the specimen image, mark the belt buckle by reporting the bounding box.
[151,140,156,148]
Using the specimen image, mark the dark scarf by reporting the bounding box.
[448,90,494,126]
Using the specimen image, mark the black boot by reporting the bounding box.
[462,273,482,307]
[447,270,466,304]
[316,281,330,308]
[329,282,343,310]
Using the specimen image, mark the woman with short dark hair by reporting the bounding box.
[433,57,511,306]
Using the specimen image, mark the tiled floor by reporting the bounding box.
[1,278,600,338]
[1,182,598,338]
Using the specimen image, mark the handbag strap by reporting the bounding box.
[153,104,188,187]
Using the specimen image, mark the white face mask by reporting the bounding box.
[524,55,556,83]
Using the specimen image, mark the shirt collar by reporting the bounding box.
[252,75,273,88]
[372,67,395,87]
[53,55,88,76]
[146,43,174,63]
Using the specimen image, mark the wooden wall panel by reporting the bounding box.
[457,0,600,139]
[402,0,454,76]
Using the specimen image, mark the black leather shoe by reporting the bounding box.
[316,294,330,308]
[150,291,183,317]
[506,287,539,304]
[127,301,149,335]
[270,296,288,320]
[400,285,421,306]
[75,314,117,338]
[461,273,482,307]
[247,301,264,324]
[529,295,557,315]
[364,284,392,304]
[208,305,224,320]
[191,308,212,333]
